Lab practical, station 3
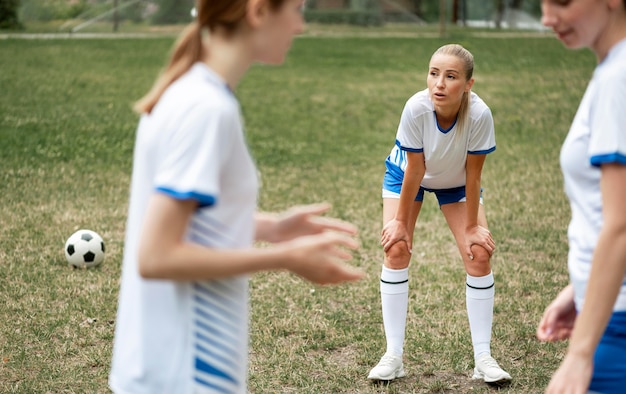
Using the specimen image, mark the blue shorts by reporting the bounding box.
[588,311,626,393]
[382,161,482,206]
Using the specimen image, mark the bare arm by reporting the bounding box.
[465,153,484,229]
[138,194,363,284]
[545,163,626,393]
[380,151,425,251]
[464,153,494,258]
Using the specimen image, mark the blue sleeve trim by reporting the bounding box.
[395,139,423,153]
[401,146,424,153]
[590,152,626,167]
[156,187,217,208]
[468,146,496,155]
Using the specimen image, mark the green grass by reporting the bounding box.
[0,27,596,393]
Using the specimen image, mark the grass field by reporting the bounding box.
[0,26,596,393]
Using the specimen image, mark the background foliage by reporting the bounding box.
[4,0,546,30]
[0,0,21,29]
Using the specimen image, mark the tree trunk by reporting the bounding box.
[113,0,119,32]
[494,0,504,29]
[439,0,446,37]
[451,0,458,24]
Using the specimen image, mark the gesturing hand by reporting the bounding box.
[274,203,357,242]
[282,231,364,285]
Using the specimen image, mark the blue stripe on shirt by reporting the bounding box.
[590,152,626,167]
[155,187,216,208]
[395,139,423,153]
[469,146,496,155]
[195,357,237,384]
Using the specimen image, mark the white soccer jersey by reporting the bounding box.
[109,63,258,394]
[561,38,626,312]
[389,89,496,190]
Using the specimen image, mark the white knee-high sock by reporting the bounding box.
[380,266,409,356]
[466,272,495,360]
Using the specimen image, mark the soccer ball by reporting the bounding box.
[65,229,105,268]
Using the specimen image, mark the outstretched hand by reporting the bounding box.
[282,231,364,285]
[464,225,495,260]
[273,203,357,242]
[269,203,363,285]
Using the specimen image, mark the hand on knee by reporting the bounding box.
[385,241,411,270]
[466,244,491,276]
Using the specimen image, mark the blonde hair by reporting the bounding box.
[134,0,285,114]
[431,44,474,135]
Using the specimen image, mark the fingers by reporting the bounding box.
[381,238,392,252]
[291,232,364,285]
[536,319,553,342]
[536,308,572,342]
[380,223,410,253]
[311,232,359,262]
[381,237,409,253]
[536,311,551,341]
[289,203,358,235]
[314,216,358,235]
[327,231,359,251]
[486,236,496,255]
[319,263,365,285]
[468,239,495,258]
[290,202,331,216]
[465,226,496,258]
[480,233,496,255]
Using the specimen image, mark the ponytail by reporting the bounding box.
[456,90,470,137]
[134,22,205,114]
[134,0,290,114]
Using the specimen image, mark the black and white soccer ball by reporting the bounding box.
[65,229,105,268]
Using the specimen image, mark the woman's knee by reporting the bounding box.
[384,241,411,269]
[466,244,491,276]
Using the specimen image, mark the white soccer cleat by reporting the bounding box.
[367,353,406,381]
[472,354,512,384]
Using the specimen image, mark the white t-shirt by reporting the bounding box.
[109,63,258,394]
[560,38,626,312]
[389,89,496,189]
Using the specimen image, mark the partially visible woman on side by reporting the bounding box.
[536,1,626,393]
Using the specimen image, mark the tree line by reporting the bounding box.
[0,0,542,31]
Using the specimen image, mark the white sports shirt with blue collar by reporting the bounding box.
[109,63,257,394]
[387,89,496,190]
[560,38,626,313]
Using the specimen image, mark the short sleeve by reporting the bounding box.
[468,107,496,155]
[154,102,239,208]
[396,100,424,152]
[589,72,626,167]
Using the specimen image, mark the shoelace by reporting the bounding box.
[378,354,399,367]
[479,356,500,369]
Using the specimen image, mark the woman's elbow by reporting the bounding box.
[137,246,166,279]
